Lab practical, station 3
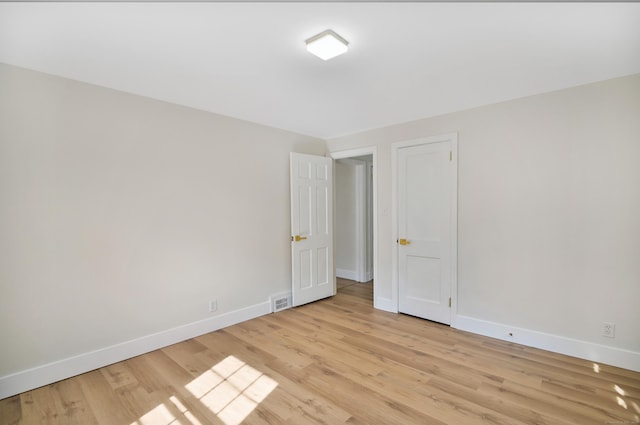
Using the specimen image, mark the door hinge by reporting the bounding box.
[449,151,452,161]
[448,297,452,308]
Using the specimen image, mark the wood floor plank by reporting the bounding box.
[76,370,134,425]
[197,329,353,424]
[0,396,20,425]
[159,338,210,379]
[293,306,500,390]
[18,388,56,425]
[427,377,576,425]
[476,339,640,394]
[301,363,447,425]
[480,380,629,425]
[2,278,639,425]
[133,350,226,425]
[100,361,139,391]
[15,379,99,425]
[49,378,100,425]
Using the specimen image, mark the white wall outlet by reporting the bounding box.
[602,322,615,338]
[209,300,217,313]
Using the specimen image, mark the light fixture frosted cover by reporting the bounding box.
[305,30,349,61]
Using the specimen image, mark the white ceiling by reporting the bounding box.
[1,2,639,139]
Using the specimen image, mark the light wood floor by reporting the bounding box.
[2,278,639,425]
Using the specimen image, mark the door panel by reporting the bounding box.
[398,141,452,324]
[406,255,441,302]
[316,184,329,235]
[290,153,334,306]
[406,151,443,241]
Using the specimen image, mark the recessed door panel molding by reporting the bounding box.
[406,151,443,242]
[316,163,329,181]
[316,186,329,235]
[297,184,312,236]
[299,249,312,290]
[317,246,329,286]
[405,256,441,303]
[298,160,312,179]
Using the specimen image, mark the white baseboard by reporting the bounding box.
[374,297,396,313]
[336,268,359,281]
[454,315,640,372]
[336,268,372,283]
[365,270,373,282]
[0,301,271,399]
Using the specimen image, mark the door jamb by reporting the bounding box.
[330,147,378,307]
[391,133,458,325]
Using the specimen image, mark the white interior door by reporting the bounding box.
[290,153,334,306]
[397,140,454,324]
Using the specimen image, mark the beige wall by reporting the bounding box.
[1,61,638,391]
[0,63,326,379]
[329,74,640,359]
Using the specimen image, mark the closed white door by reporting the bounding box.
[290,153,334,306]
[397,140,454,324]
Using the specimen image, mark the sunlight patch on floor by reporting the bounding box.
[617,396,628,409]
[131,399,204,425]
[169,396,203,425]
[186,355,278,425]
[130,355,278,425]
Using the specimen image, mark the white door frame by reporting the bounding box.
[391,133,458,325]
[330,147,378,305]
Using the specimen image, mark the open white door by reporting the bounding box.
[290,153,335,306]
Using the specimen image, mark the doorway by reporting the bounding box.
[335,157,372,283]
[331,148,377,305]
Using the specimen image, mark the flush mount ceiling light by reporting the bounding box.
[305,29,349,61]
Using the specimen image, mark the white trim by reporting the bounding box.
[364,160,374,282]
[355,162,366,282]
[364,270,373,282]
[455,315,640,372]
[391,133,459,319]
[450,135,459,326]
[0,301,271,399]
[374,297,395,313]
[336,268,359,281]
[330,147,378,303]
[391,145,400,313]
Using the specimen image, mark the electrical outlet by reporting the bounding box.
[603,322,615,338]
[209,300,217,313]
